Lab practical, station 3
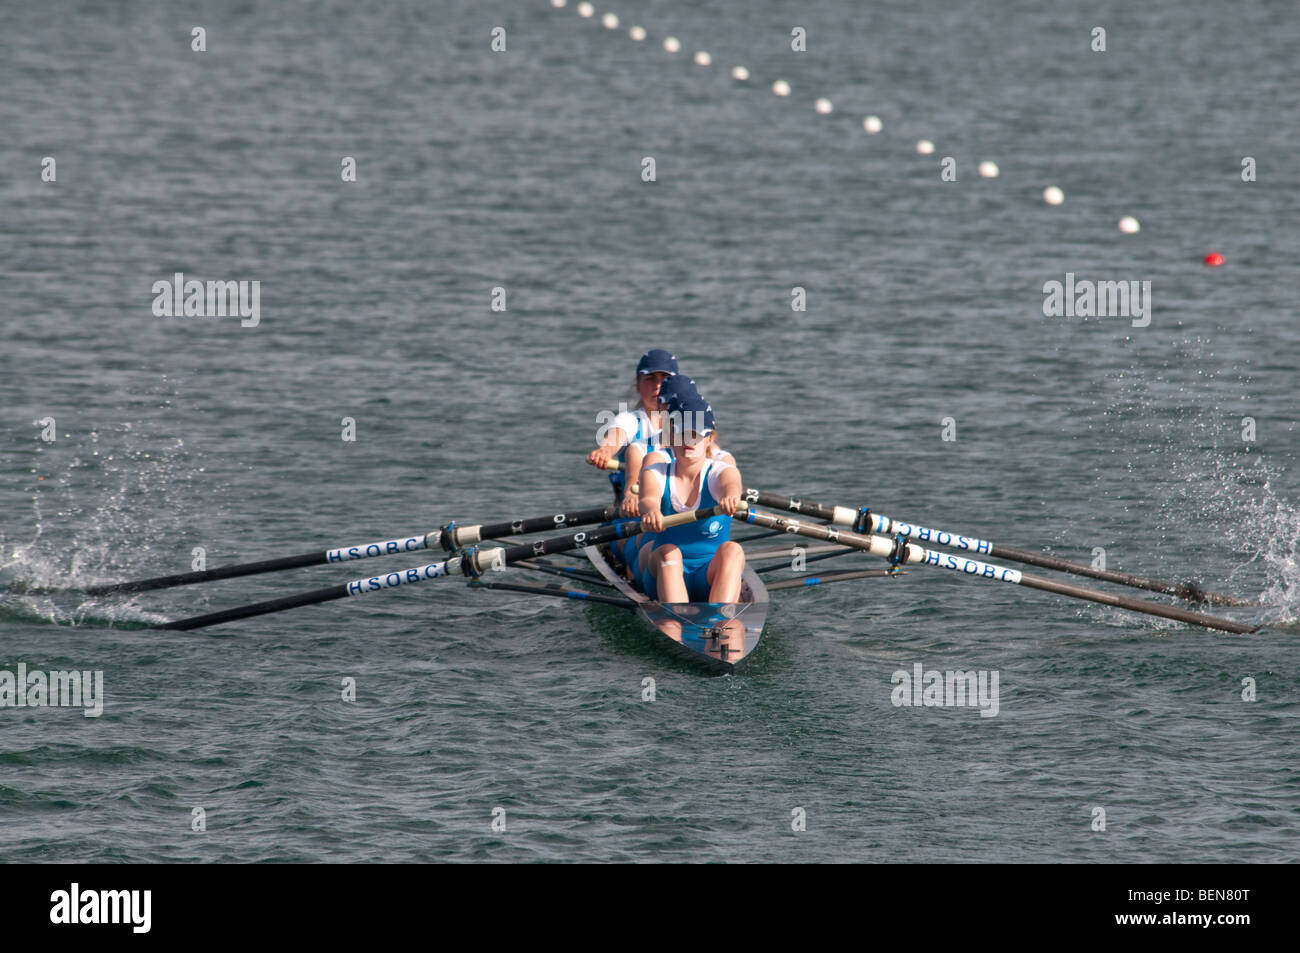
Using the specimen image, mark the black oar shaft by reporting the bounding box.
[85,551,325,596]
[67,505,618,597]
[988,543,1250,607]
[1015,572,1256,634]
[441,506,614,550]
[157,584,351,631]
[765,569,902,591]
[744,488,1251,608]
[467,579,635,608]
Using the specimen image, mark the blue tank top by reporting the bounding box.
[651,450,731,561]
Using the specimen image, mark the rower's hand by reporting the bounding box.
[718,495,741,516]
[588,447,616,469]
[619,494,640,518]
[640,508,663,533]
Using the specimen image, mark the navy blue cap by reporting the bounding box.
[636,349,678,376]
[657,374,698,409]
[669,393,715,435]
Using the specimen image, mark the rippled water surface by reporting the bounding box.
[1,0,1297,862]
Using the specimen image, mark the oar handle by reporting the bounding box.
[460,506,724,575]
[439,505,615,551]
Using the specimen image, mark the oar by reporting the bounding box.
[155,506,721,631]
[765,568,904,592]
[594,459,1251,607]
[29,505,616,597]
[744,488,1255,608]
[466,578,636,608]
[737,504,1260,635]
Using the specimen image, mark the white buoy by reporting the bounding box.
[773,79,791,96]
[916,139,935,155]
[1043,186,1064,205]
[978,161,999,178]
[577,2,593,17]
[664,36,681,53]
[863,115,882,133]
[602,13,618,29]
[629,25,646,41]
[1118,216,1141,234]
[814,97,833,114]
[731,66,750,81]
[694,50,712,66]
[551,0,566,8]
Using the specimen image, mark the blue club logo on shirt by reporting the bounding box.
[704,519,723,538]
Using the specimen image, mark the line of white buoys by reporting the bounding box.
[544,8,1163,237]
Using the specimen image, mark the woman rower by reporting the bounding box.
[635,394,746,604]
[656,374,735,468]
[587,349,677,515]
[610,373,735,573]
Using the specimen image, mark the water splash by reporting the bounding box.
[1231,481,1300,624]
[0,422,195,628]
[1088,349,1298,626]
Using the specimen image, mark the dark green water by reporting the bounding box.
[1,0,1296,861]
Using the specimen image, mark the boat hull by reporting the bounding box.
[583,545,768,673]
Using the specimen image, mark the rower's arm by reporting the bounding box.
[714,464,743,515]
[638,453,668,532]
[588,427,630,468]
[620,443,646,516]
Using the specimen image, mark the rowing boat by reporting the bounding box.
[582,543,769,674]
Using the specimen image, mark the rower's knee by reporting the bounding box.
[650,545,682,574]
[717,541,745,566]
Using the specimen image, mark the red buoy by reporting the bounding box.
[1204,252,1225,266]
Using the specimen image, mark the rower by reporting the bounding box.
[587,349,677,515]
[635,394,745,603]
[656,374,735,468]
[613,373,731,572]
